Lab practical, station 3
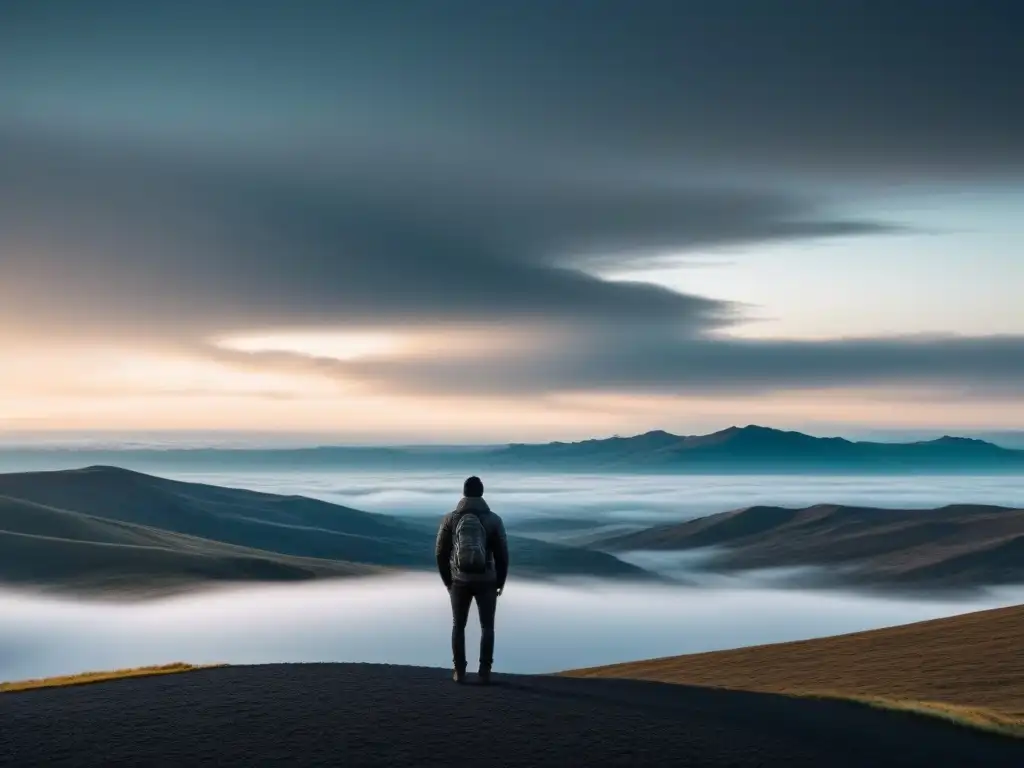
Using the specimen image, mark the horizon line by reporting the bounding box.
[1,423,1022,451]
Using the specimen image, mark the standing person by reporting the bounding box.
[435,475,509,684]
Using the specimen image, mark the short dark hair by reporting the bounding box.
[463,476,484,498]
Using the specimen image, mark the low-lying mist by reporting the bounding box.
[2,462,1021,683]
[152,470,1024,526]
[3,574,1021,684]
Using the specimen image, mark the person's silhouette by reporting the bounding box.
[435,476,509,684]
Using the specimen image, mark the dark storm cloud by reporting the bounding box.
[0,127,894,338]
[0,0,1021,396]
[2,0,1021,179]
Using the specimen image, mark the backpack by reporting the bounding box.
[453,511,489,574]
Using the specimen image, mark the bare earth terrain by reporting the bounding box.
[2,662,1022,767]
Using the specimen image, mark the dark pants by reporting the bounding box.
[449,581,498,672]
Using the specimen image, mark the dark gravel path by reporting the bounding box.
[2,663,1022,767]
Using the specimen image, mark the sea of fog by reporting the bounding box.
[0,461,1022,683]
[130,468,1024,525]
[4,575,1023,684]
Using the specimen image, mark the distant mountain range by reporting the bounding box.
[2,425,1022,474]
[0,466,655,596]
[592,502,1024,591]
[493,426,1024,472]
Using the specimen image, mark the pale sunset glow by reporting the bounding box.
[211,325,539,362]
[215,331,409,361]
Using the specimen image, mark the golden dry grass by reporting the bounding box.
[806,693,1024,739]
[563,603,1024,737]
[1,662,222,693]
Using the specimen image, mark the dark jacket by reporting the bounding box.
[435,496,509,589]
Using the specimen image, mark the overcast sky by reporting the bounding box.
[1,0,1022,441]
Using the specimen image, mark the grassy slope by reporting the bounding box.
[0,663,219,692]
[563,603,1024,732]
[595,503,1024,589]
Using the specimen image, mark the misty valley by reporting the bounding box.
[1,447,1022,684]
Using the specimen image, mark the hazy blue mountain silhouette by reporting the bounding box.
[3,426,1020,474]
[494,425,1023,470]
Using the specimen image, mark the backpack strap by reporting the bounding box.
[454,508,481,524]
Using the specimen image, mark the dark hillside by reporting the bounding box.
[0,467,655,592]
[594,503,1024,589]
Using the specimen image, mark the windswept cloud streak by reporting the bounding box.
[207,332,1024,398]
[0,126,895,341]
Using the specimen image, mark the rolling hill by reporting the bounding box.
[0,466,654,594]
[0,495,380,595]
[562,602,1024,727]
[592,502,1024,590]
